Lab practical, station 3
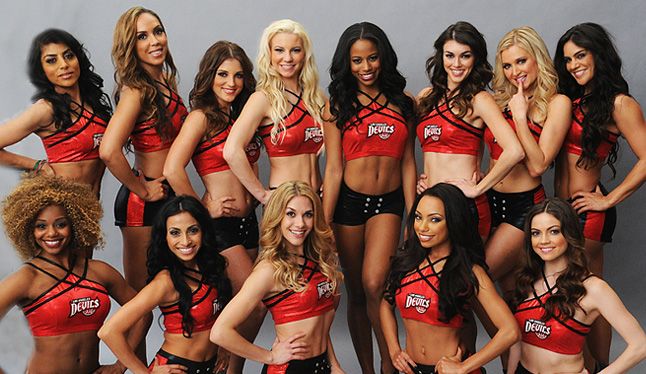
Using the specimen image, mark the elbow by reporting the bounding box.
[209,322,225,346]
[507,324,522,345]
[222,143,236,164]
[527,164,548,179]
[162,163,179,182]
[97,323,112,342]
[99,144,118,165]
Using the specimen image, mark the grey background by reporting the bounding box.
[1,1,644,372]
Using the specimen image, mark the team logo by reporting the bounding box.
[93,133,103,149]
[304,127,323,143]
[524,318,551,340]
[213,297,224,315]
[245,139,261,158]
[367,122,395,140]
[317,281,334,299]
[405,293,430,314]
[69,297,100,318]
[424,124,442,141]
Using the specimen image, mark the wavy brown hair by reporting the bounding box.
[512,198,590,321]
[1,175,103,260]
[189,41,256,138]
[112,6,179,140]
[258,181,342,293]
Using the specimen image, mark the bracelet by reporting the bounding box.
[32,159,47,172]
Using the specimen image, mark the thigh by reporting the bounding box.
[121,226,152,291]
[220,244,255,294]
[363,214,401,288]
[334,224,366,292]
[484,223,525,281]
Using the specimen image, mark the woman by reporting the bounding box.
[0,29,112,198]
[100,6,188,291]
[223,19,326,204]
[323,22,416,374]
[163,40,263,373]
[416,21,524,241]
[554,22,646,367]
[509,198,646,373]
[211,181,344,373]
[0,175,146,373]
[381,183,519,374]
[484,26,571,293]
[99,195,232,373]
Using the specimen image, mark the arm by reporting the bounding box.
[506,341,521,374]
[210,261,308,365]
[585,277,646,373]
[573,95,646,213]
[99,87,165,202]
[437,266,520,374]
[163,110,206,199]
[380,299,415,374]
[510,90,571,177]
[223,92,270,204]
[0,100,55,173]
[326,334,345,374]
[322,102,343,224]
[98,272,176,374]
[401,130,417,214]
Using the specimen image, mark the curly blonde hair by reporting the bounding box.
[258,181,342,293]
[493,26,558,124]
[1,175,103,260]
[112,6,179,128]
[256,19,325,144]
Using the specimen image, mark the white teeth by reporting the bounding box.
[360,73,374,80]
[418,234,432,241]
[150,49,163,57]
[178,247,194,254]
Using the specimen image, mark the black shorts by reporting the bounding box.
[408,362,485,374]
[571,184,616,243]
[516,362,533,373]
[333,181,404,226]
[148,349,215,373]
[487,184,546,231]
[114,174,175,227]
[212,210,259,251]
[261,351,330,373]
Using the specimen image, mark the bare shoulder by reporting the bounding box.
[416,86,433,101]
[473,90,496,105]
[549,93,572,107]
[582,274,610,296]
[614,94,642,114]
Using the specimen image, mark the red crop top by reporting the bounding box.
[395,256,463,329]
[131,86,187,153]
[160,271,223,335]
[22,256,110,337]
[262,257,335,325]
[257,90,323,158]
[484,108,543,161]
[416,101,483,156]
[514,273,591,355]
[565,97,619,161]
[192,116,261,177]
[41,104,108,163]
[342,92,409,161]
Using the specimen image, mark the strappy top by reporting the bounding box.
[565,97,619,161]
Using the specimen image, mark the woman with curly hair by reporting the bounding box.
[0,175,146,373]
[0,29,111,198]
[482,26,572,299]
[553,23,646,367]
[223,19,326,204]
[100,6,188,292]
[322,21,416,373]
[211,181,344,373]
[381,184,519,374]
[508,198,646,373]
[163,40,264,373]
[99,195,232,373]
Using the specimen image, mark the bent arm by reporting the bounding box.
[0,100,54,171]
[322,105,343,224]
[163,110,206,199]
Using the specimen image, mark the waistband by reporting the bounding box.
[340,180,403,200]
[490,183,544,196]
[156,348,216,368]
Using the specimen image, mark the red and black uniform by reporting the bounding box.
[191,112,261,251]
[416,99,490,238]
[261,257,335,374]
[114,84,188,227]
[565,97,619,243]
[148,269,223,373]
[41,103,108,163]
[333,91,407,226]
[22,256,110,337]
[484,108,546,230]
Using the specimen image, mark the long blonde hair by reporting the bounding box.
[258,181,342,293]
[493,26,558,124]
[112,6,179,124]
[256,19,325,144]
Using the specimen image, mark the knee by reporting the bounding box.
[362,277,385,300]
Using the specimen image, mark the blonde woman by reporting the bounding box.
[223,19,326,204]
[211,181,344,373]
[100,6,187,291]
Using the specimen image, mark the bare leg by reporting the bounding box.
[584,239,610,368]
[221,245,266,374]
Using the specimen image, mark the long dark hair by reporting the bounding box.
[418,21,492,119]
[189,41,256,138]
[328,21,415,129]
[147,195,231,338]
[384,183,486,323]
[511,198,589,321]
[554,23,626,176]
[28,29,112,130]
